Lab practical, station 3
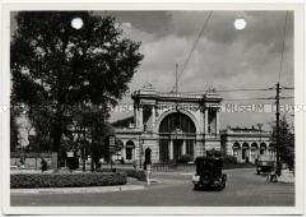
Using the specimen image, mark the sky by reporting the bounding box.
[103,11,294,130]
[11,11,294,131]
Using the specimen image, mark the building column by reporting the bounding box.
[121,145,126,161]
[199,109,204,134]
[135,104,139,128]
[139,106,144,131]
[195,139,203,158]
[133,104,137,127]
[169,140,173,160]
[182,140,186,155]
[204,108,209,134]
[215,109,220,135]
[238,148,242,163]
[249,149,253,163]
[191,141,195,159]
[133,148,136,161]
[152,106,155,130]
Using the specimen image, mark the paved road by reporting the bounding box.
[11,168,294,206]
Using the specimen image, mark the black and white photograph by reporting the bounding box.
[1,1,305,215]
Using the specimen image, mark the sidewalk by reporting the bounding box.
[10,177,165,195]
[11,184,145,195]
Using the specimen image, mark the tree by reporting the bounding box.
[270,115,294,170]
[11,12,143,163]
[10,102,19,152]
[72,106,114,171]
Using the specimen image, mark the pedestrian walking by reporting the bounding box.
[41,157,48,172]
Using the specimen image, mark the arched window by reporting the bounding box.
[251,142,258,149]
[251,143,258,156]
[242,142,249,160]
[232,142,240,157]
[260,143,267,155]
[242,142,249,148]
[126,140,135,160]
[158,112,196,163]
[233,142,240,149]
[159,112,196,134]
[116,140,124,150]
[268,143,275,156]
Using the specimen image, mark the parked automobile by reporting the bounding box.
[192,155,227,191]
[256,160,275,175]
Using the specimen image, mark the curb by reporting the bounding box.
[11,184,145,195]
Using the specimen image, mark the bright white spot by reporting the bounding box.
[0,105,8,112]
[71,17,83,30]
[234,18,247,30]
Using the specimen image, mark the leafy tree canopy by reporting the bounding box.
[270,115,294,169]
[11,11,143,153]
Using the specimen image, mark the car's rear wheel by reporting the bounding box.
[194,184,200,190]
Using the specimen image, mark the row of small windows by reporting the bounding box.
[232,142,274,149]
[232,142,275,160]
[115,140,135,160]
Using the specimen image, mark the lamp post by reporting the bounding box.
[109,134,115,169]
[139,134,144,169]
[275,82,281,176]
[257,123,262,155]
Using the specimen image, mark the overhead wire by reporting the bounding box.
[167,10,293,99]
[171,11,213,92]
[124,86,294,97]
[223,96,293,101]
[278,11,289,83]
[127,11,294,103]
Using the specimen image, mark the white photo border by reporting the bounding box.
[1,1,304,215]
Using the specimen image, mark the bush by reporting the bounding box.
[119,169,146,181]
[177,155,192,164]
[206,149,222,158]
[10,152,53,158]
[168,159,177,165]
[11,172,127,188]
[223,155,238,165]
[96,168,117,173]
[97,168,146,181]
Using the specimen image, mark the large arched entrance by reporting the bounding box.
[158,112,196,163]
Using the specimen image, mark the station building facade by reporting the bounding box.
[112,84,275,165]
[112,84,222,164]
[221,127,275,163]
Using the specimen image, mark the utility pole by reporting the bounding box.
[257,123,263,161]
[175,63,179,112]
[275,82,281,176]
[175,63,178,95]
[257,123,263,143]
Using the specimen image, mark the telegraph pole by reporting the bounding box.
[175,63,178,94]
[275,82,281,176]
[175,63,179,112]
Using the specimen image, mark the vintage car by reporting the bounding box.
[192,155,227,191]
[256,160,275,174]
